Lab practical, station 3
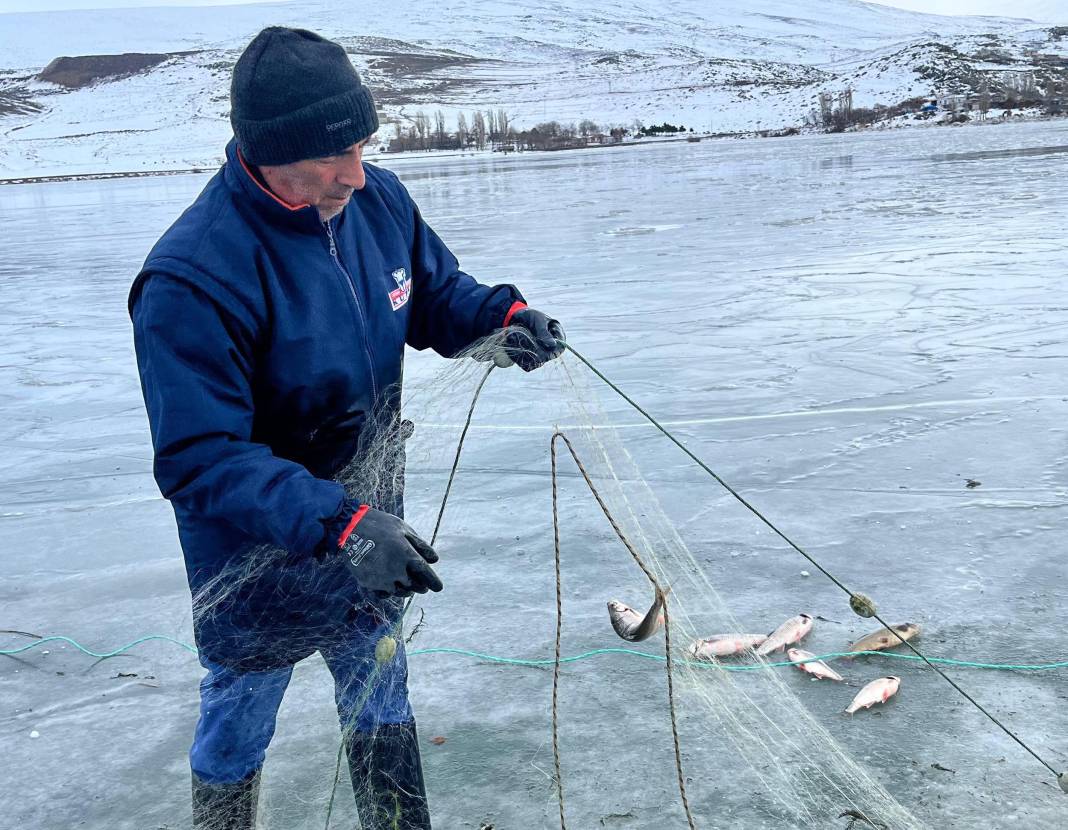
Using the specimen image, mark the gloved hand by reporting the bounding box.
[500,307,566,371]
[333,505,443,598]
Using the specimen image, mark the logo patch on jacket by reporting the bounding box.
[388,267,412,311]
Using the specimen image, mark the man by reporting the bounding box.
[130,26,564,830]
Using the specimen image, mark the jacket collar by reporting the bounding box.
[223,138,325,233]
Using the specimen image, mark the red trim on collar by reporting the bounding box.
[236,149,310,211]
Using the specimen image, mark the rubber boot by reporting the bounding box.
[191,769,260,829]
[347,721,432,829]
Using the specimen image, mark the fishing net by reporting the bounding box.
[186,330,928,829]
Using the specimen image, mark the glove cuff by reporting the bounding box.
[502,301,527,327]
[337,504,370,547]
[318,501,369,557]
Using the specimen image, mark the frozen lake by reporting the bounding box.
[2,121,1067,828]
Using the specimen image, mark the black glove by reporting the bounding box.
[333,505,443,598]
[503,307,566,371]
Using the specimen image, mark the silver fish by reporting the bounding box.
[687,634,768,660]
[755,613,813,656]
[845,676,901,714]
[847,623,920,656]
[787,647,843,681]
[607,589,667,642]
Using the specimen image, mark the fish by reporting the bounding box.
[755,614,813,656]
[607,588,667,642]
[787,647,843,681]
[847,623,920,656]
[845,676,901,714]
[687,634,768,660]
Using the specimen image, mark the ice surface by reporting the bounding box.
[1,121,1067,828]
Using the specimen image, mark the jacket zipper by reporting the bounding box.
[325,219,379,401]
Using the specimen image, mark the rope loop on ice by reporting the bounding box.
[550,430,696,830]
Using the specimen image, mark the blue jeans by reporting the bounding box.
[190,609,413,785]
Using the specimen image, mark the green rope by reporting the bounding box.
[410,647,1068,673]
[4,634,1068,672]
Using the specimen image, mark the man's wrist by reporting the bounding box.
[337,504,370,547]
[502,300,527,327]
[317,499,364,557]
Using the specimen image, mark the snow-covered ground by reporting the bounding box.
[1,120,1067,828]
[1,0,1067,177]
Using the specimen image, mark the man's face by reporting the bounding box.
[259,139,370,221]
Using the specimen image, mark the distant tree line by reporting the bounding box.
[637,121,693,136]
[385,110,639,153]
[807,90,946,132]
[386,109,506,152]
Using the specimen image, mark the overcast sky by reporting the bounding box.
[0,0,1059,19]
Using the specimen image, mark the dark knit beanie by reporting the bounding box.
[230,27,379,165]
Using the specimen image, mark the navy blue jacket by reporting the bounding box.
[130,140,522,667]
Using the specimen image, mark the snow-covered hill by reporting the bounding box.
[1,0,1066,177]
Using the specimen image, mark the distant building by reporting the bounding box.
[937,94,969,112]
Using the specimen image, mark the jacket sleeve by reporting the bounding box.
[403,191,525,357]
[131,273,346,553]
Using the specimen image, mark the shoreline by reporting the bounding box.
[0,132,703,186]
[0,166,215,186]
[2,113,1064,186]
